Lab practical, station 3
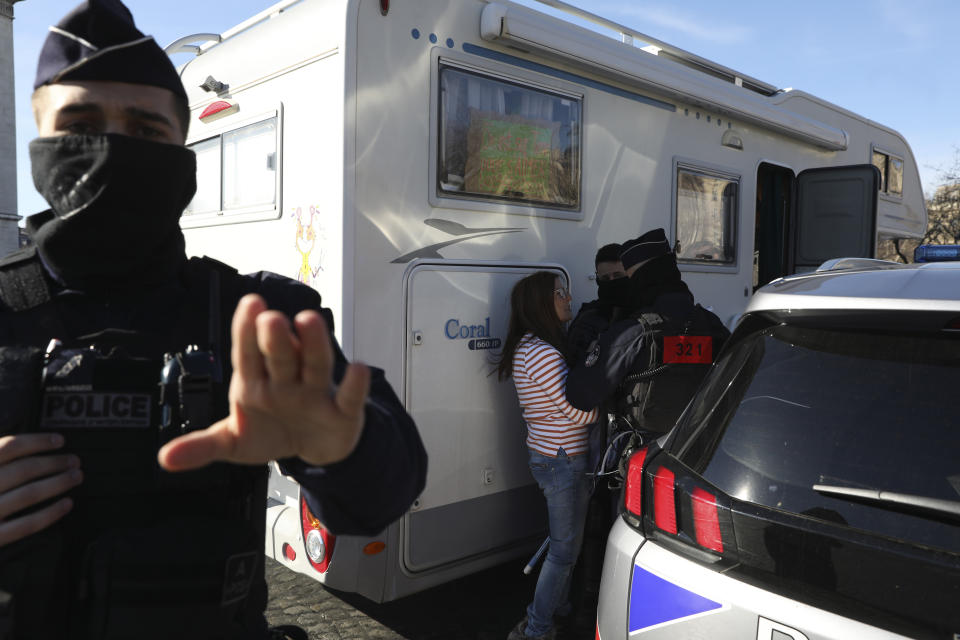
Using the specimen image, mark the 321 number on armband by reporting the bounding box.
[663,336,712,364]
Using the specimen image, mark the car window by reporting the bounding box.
[670,324,960,552]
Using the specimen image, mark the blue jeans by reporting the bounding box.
[525,448,591,637]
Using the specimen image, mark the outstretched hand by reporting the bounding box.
[158,294,370,471]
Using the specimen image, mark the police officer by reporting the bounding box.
[561,243,632,632]
[566,228,729,436]
[0,1,426,638]
[567,243,628,364]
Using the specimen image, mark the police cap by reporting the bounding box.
[34,0,187,101]
[620,228,672,271]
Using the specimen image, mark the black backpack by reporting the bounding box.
[613,304,730,435]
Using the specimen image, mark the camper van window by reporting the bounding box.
[184,137,221,215]
[872,150,888,191]
[437,64,581,210]
[223,119,278,211]
[887,155,903,196]
[675,166,738,264]
[872,149,904,197]
[183,116,279,217]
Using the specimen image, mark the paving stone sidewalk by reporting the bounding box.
[264,558,595,640]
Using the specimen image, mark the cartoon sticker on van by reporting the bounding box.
[293,205,324,286]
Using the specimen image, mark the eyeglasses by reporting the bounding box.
[596,271,627,282]
[554,286,571,300]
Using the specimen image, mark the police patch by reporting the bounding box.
[585,340,600,367]
[40,391,151,428]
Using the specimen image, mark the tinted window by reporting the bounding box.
[438,65,581,209]
[676,166,737,264]
[672,324,960,551]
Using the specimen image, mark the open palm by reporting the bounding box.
[158,294,370,471]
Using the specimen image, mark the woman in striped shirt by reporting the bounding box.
[496,271,599,640]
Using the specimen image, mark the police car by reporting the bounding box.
[596,246,960,640]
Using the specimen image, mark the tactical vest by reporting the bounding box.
[0,249,267,640]
[613,304,729,435]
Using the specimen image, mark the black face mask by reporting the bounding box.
[28,134,196,291]
[597,276,635,309]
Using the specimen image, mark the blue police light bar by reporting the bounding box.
[914,245,960,263]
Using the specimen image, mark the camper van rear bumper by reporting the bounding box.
[266,499,316,576]
[266,496,375,596]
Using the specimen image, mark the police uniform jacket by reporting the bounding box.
[567,299,613,366]
[565,290,727,419]
[0,246,427,638]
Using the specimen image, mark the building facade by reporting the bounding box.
[0,0,23,257]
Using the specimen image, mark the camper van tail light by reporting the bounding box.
[653,467,678,534]
[690,487,723,553]
[623,447,650,522]
[300,494,336,573]
[363,541,386,556]
[282,542,296,562]
[306,529,324,562]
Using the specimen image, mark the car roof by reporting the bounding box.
[747,260,960,314]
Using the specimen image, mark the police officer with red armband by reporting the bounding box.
[566,228,730,439]
[0,2,426,638]
[567,243,628,366]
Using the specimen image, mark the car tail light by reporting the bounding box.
[653,467,678,534]
[623,447,649,516]
[300,494,336,573]
[622,449,736,562]
[690,487,723,553]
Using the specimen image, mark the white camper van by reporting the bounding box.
[168,0,927,602]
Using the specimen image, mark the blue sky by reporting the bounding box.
[10,0,960,217]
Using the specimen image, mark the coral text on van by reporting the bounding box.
[444,318,501,351]
[445,317,491,339]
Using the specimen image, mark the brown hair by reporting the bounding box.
[495,271,568,380]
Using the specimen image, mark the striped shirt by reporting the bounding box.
[512,333,599,457]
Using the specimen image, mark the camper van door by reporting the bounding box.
[790,165,880,273]
[401,263,569,572]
